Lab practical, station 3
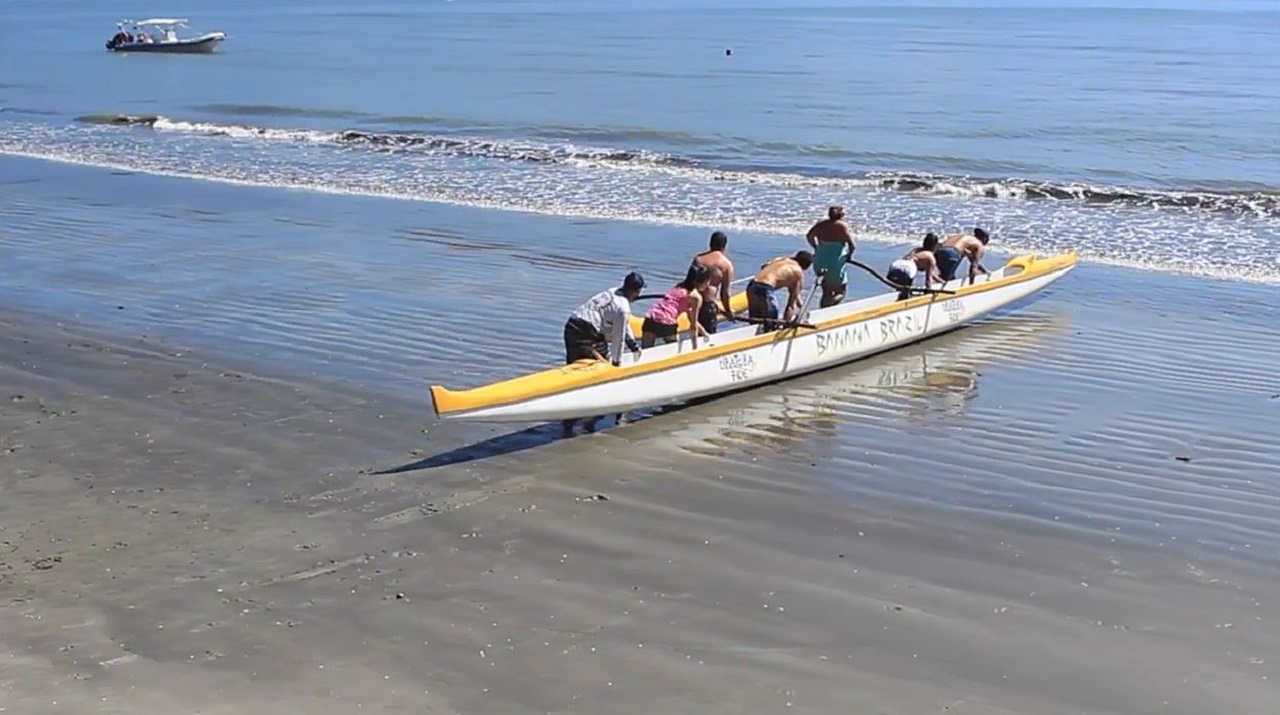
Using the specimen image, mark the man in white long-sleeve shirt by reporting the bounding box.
[563,271,646,367]
[561,271,646,436]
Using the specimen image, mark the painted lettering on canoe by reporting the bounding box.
[817,313,922,358]
[942,299,966,325]
[878,313,919,342]
[816,322,872,357]
[718,353,755,382]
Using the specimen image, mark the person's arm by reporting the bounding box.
[785,275,803,321]
[925,255,942,286]
[974,245,989,276]
[805,223,819,249]
[621,305,640,355]
[840,222,858,256]
[719,261,734,318]
[608,300,639,365]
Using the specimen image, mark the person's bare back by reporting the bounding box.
[943,234,983,259]
[746,251,814,329]
[692,231,735,321]
[940,228,991,283]
[757,253,811,314]
[807,218,854,247]
[754,256,804,291]
[910,248,938,274]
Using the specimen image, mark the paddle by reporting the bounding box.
[735,315,818,331]
[845,257,957,296]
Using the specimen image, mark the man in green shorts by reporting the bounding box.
[805,205,857,307]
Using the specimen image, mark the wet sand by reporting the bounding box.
[3,156,1280,713]
[3,313,1278,715]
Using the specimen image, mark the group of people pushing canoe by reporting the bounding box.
[562,206,992,370]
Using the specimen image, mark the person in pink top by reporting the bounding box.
[640,262,713,349]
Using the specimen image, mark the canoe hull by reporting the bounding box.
[430,252,1076,423]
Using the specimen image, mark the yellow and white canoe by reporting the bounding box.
[429,251,1077,422]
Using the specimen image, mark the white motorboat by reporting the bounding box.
[429,251,1078,423]
[105,18,227,54]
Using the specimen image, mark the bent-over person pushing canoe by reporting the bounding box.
[887,232,943,300]
[935,227,991,285]
[744,250,813,333]
[561,271,646,435]
[689,230,735,334]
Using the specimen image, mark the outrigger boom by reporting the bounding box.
[429,251,1078,423]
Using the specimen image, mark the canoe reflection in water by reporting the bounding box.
[387,311,1066,474]
[625,311,1067,458]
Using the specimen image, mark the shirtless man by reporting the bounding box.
[805,206,857,308]
[744,251,814,333]
[935,227,991,285]
[887,233,943,300]
[690,231,735,334]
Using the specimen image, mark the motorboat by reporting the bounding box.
[428,251,1078,423]
[105,18,227,54]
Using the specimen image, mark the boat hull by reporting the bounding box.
[430,252,1077,422]
[107,33,226,53]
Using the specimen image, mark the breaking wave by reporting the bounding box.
[74,113,1280,218]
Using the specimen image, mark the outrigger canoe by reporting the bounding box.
[429,251,1077,422]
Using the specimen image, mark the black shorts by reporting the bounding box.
[563,317,608,363]
[641,317,678,341]
[697,299,719,334]
[886,267,914,287]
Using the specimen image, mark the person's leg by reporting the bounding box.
[886,267,911,301]
[562,320,584,436]
[831,264,848,304]
[821,272,847,308]
[762,289,781,332]
[820,281,837,308]
[746,283,766,332]
[698,300,719,334]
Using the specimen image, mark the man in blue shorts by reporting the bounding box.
[805,206,857,307]
[745,251,814,332]
[935,227,990,283]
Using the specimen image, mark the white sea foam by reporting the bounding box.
[3,118,1279,285]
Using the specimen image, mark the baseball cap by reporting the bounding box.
[622,271,646,291]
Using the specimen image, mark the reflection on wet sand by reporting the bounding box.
[622,311,1068,457]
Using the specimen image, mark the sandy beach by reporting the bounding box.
[2,307,1278,715]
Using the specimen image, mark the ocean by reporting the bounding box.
[1,0,1278,566]
[3,0,1279,283]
